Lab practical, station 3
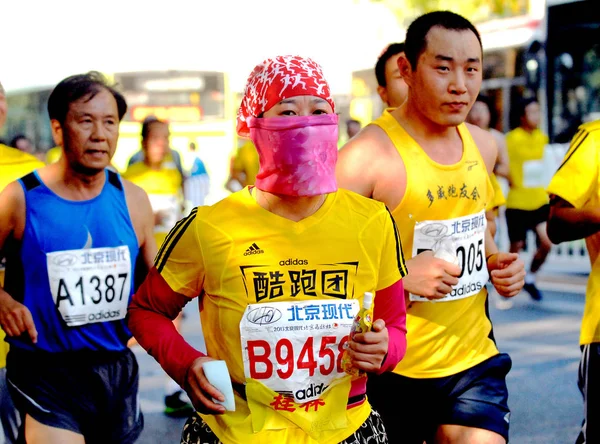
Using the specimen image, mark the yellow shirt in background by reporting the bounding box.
[547,120,600,345]
[506,127,549,210]
[0,145,45,368]
[46,146,62,164]
[123,160,183,247]
[233,140,260,186]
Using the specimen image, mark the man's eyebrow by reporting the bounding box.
[435,55,481,64]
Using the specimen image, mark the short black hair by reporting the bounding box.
[10,134,29,148]
[474,94,499,128]
[48,71,127,124]
[517,96,538,118]
[375,43,405,87]
[405,11,482,70]
[141,117,165,140]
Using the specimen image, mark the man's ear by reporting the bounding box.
[398,55,413,88]
[50,119,63,147]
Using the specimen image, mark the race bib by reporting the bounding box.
[411,210,488,302]
[47,246,132,327]
[522,159,547,188]
[240,299,359,404]
[148,194,180,233]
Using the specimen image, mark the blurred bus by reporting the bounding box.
[2,70,237,203]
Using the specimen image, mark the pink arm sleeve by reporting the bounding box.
[373,279,407,374]
[127,267,205,387]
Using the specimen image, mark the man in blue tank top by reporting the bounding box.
[0,72,156,444]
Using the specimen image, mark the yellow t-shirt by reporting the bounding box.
[0,145,45,368]
[123,160,183,247]
[371,111,498,378]
[155,188,406,444]
[547,120,600,345]
[46,146,62,164]
[506,127,550,210]
[233,140,260,186]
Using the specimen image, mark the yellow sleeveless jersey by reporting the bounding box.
[371,111,498,378]
[123,160,182,246]
[547,120,600,345]
[506,127,549,210]
[155,188,405,444]
[0,145,45,368]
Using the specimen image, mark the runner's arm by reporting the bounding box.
[0,182,37,342]
[372,279,406,373]
[128,267,203,387]
[547,195,600,243]
[493,131,510,180]
[547,128,599,244]
[347,210,407,373]
[128,268,226,414]
[123,181,158,276]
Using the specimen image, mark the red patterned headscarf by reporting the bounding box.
[236,55,335,137]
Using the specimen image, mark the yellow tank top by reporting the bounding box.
[371,111,498,378]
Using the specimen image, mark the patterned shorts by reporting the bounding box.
[180,409,388,444]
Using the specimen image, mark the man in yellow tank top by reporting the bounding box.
[505,98,552,301]
[547,120,600,444]
[337,11,525,444]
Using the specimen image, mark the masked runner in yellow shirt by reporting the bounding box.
[128,55,408,444]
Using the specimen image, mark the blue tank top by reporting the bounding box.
[7,169,139,352]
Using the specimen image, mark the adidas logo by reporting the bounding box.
[244,243,264,256]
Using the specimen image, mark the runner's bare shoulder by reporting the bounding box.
[465,122,497,174]
[337,125,394,196]
[121,179,154,222]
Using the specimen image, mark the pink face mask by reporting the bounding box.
[248,114,339,197]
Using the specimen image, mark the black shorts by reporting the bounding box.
[6,348,143,444]
[367,353,512,443]
[180,409,389,443]
[577,343,600,444]
[505,204,549,244]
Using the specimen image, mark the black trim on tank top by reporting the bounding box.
[107,169,123,191]
[484,292,496,344]
[21,172,41,191]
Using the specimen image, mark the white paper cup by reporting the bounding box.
[202,360,236,411]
